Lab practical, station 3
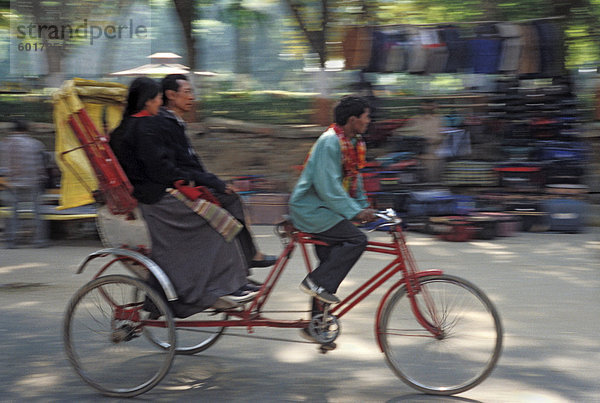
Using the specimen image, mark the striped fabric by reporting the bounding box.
[167,188,243,242]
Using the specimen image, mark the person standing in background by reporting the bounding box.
[392,99,446,183]
[0,120,48,248]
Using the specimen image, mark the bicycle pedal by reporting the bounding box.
[319,342,336,354]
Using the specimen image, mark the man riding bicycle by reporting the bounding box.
[289,95,377,340]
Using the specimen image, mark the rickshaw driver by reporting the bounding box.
[289,95,377,331]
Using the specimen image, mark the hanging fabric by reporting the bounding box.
[518,23,541,75]
[439,25,470,73]
[343,26,373,70]
[496,23,522,73]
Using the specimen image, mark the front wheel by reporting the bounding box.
[378,274,503,395]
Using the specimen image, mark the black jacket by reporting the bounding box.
[110,108,226,204]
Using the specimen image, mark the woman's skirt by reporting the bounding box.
[140,194,247,317]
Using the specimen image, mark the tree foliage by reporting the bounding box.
[9,0,140,84]
[219,0,271,74]
[172,0,198,70]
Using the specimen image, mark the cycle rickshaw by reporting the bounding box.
[55,79,503,398]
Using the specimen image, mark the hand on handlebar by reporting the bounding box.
[355,208,377,224]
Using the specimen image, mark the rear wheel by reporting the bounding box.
[379,274,502,395]
[64,275,176,397]
[143,310,227,355]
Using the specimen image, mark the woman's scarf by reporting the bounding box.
[331,124,366,198]
[167,180,242,242]
[131,110,153,117]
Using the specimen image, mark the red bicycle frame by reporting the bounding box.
[142,223,444,347]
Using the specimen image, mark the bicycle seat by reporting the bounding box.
[275,218,321,242]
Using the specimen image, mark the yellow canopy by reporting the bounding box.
[53,78,127,209]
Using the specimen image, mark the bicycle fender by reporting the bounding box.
[374,270,443,352]
[76,247,178,301]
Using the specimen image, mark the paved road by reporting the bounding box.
[1,226,599,402]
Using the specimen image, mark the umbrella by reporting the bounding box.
[110,63,190,76]
[110,52,217,77]
[111,52,190,76]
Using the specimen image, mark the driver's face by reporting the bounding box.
[352,108,371,135]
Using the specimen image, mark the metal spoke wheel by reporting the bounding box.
[64,275,176,397]
[379,274,503,395]
[141,308,227,355]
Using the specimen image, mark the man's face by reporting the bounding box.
[167,79,194,114]
[350,108,371,135]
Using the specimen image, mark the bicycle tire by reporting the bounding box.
[379,274,503,395]
[142,310,227,355]
[64,275,176,397]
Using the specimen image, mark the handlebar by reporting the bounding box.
[368,209,403,232]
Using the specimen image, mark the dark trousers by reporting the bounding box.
[216,191,257,272]
[309,219,368,294]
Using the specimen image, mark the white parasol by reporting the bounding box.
[110,52,217,77]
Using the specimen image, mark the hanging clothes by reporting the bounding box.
[469,24,502,74]
[366,30,388,72]
[343,26,373,70]
[421,28,449,74]
[534,20,565,78]
[439,25,470,73]
[345,19,564,78]
[407,26,428,74]
[383,29,410,73]
[496,23,522,73]
[518,23,541,76]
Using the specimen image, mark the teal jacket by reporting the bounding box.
[289,128,369,233]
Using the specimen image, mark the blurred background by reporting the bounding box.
[1,0,599,242]
[1,0,600,124]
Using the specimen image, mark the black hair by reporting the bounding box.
[161,74,188,105]
[124,77,160,116]
[334,95,370,126]
[110,77,159,151]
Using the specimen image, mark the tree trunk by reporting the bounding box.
[285,0,329,68]
[173,0,197,70]
[99,0,136,77]
[233,25,252,75]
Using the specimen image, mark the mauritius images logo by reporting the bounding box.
[9,1,151,76]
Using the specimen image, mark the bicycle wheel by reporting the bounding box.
[143,310,227,355]
[379,274,502,395]
[64,275,176,397]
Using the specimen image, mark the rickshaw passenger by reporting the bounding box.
[110,76,271,316]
